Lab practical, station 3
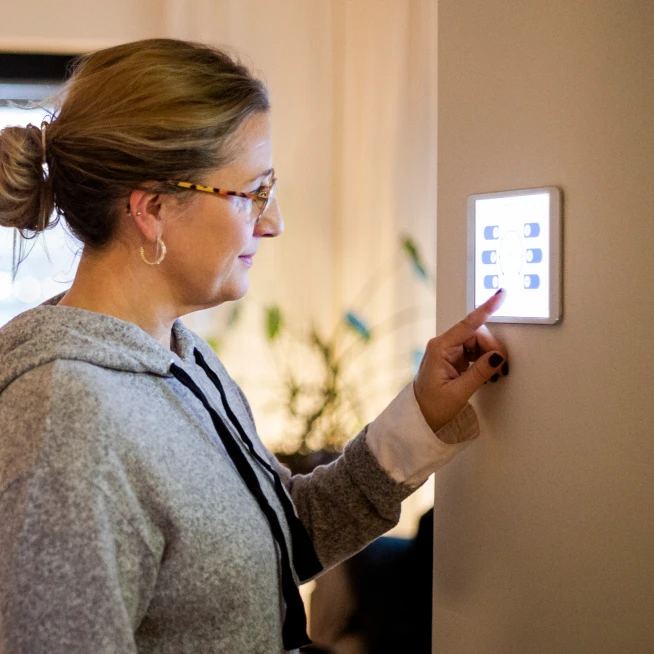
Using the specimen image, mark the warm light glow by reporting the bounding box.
[15,276,41,304]
[0,272,11,301]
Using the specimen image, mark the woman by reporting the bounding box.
[0,39,508,653]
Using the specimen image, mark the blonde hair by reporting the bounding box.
[0,39,269,258]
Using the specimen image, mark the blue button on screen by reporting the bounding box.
[524,223,540,238]
[526,248,543,263]
[484,275,499,289]
[481,250,497,264]
[484,226,500,240]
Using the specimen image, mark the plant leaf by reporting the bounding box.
[227,303,241,327]
[310,328,332,361]
[401,235,429,281]
[206,337,222,354]
[265,305,283,341]
[412,347,425,375]
[344,311,371,342]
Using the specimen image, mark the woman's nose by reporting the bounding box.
[255,198,284,237]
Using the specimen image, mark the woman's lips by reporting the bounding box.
[238,254,254,267]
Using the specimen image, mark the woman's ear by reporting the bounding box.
[127,189,163,242]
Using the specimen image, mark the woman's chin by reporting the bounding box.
[217,278,249,304]
[182,274,250,311]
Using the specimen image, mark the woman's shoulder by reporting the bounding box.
[0,358,161,496]
[1,354,151,413]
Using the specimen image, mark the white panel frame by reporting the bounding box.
[466,186,563,324]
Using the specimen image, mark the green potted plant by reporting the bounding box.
[207,235,434,474]
[260,235,435,474]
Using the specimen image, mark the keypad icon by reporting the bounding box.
[481,250,497,264]
[484,226,500,240]
[526,248,542,263]
[484,275,500,289]
[524,223,540,238]
[524,274,540,289]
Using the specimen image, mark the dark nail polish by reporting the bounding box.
[490,373,500,382]
[494,288,503,296]
[489,353,504,368]
[502,362,509,376]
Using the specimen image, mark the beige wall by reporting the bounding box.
[0,0,162,52]
[434,1,654,652]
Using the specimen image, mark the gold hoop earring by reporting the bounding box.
[140,237,166,265]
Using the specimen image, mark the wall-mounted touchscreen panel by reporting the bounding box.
[467,187,562,324]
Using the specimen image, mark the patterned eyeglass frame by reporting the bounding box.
[166,169,277,220]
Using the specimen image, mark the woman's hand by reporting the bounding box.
[413,289,509,433]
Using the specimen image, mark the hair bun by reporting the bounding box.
[0,122,55,234]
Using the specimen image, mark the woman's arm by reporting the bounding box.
[238,383,477,571]
[234,292,507,571]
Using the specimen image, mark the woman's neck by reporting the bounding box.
[59,245,178,349]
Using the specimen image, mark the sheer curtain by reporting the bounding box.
[164,0,438,536]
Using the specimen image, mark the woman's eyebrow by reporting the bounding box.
[245,168,273,185]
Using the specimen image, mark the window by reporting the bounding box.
[0,52,80,326]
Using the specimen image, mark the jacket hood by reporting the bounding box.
[0,293,198,395]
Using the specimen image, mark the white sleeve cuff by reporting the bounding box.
[365,382,480,488]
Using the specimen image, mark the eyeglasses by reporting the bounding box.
[166,170,277,221]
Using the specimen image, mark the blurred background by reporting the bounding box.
[1,2,439,650]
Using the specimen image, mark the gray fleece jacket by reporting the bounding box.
[0,296,415,653]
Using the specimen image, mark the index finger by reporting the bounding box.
[441,289,506,348]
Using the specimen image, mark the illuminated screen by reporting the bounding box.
[468,187,561,324]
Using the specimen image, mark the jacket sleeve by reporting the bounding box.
[0,469,159,654]
[0,370,160,654]
[234,384,479,571]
